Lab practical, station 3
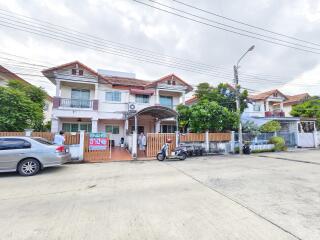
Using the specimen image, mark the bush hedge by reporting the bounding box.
[269,136,286,151]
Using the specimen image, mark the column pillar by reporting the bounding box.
[205,130,209,153]
[313,121,318,148]
[230,131,235,154]
[155,88,160,105]
[181,92,186,104]
[56,80,61,97]
[51,117,59,133]
[155,119,161,133]
[79,130,85,161]
[92,119,98,133]
[94,83,98,100]
[132,115,138,159]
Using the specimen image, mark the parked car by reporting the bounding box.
[0,137,71,176]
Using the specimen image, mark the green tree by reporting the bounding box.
[0,87,43,131]
[8,80,46,109]
[291,98,320,128]
[260,120,281,133]
[177,100,239,132]
[195,82,248,112]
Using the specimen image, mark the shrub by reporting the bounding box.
[260,120,281,133]
[269,136,286,151]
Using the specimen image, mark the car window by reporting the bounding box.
[32,138,54,145]
[0,138,31,150]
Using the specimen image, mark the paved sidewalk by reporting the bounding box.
[258,149,320,164]
[0,161,298,240]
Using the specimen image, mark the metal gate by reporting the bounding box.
[298,133,315,148]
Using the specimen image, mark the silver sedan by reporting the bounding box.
[0,137,71,176]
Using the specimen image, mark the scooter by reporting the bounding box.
[157,139,188,161]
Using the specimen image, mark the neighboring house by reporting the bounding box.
[0,65,53,123]
[244,89,316,147]
[42,61,193,146]
[275,93,310,117]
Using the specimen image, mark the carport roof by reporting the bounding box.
[129,105,178,120]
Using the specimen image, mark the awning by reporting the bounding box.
[128,105,178,120]
[130,89,155,95]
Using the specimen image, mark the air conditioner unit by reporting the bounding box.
[128,102,136,112]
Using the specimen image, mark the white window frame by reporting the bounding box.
[105,125,120,134]
[253,104,261,112]
[135,94,150,104]
[61,122,92,133]
[105,91,121,102]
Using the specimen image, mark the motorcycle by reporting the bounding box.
[157,140,188,161]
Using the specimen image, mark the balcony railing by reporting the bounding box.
[265,111,285,118]
[53,97,98,110]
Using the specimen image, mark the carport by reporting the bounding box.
[127,105,178,159]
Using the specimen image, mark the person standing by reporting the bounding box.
[54,130,65,145]
[138,132,147,152]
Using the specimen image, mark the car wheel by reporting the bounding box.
[18,158,40,176]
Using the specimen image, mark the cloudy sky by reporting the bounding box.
[0,0,319,97]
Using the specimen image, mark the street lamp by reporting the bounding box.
[234,45,255,154]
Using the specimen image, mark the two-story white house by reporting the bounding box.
[42,61,193,146]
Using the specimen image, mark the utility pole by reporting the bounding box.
[233,65,243,154]
[234,45,255,155]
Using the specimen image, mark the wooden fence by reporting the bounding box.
[208,133,231,142]
[0,132,80,145]
[146,132,231,157]
[180,133,205,142]
[147,133,176,158]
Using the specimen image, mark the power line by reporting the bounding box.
[133,0,320,55]
[172,0,320,48]
[2,58,320,90]
[148,0,320,51]
[0,8,299,83]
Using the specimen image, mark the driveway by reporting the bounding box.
[0,150,319,240]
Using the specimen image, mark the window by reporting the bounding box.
[71,89,90,108]
[167,80,171,85]
[172,80,176,85]
[135,94,149,104]
[32,138,54,145]
[131,126,144,134]
[160,96,173,108]
[71,69,77,75]
[79,69,84,76]
[273,92,278,97]
[161,125,177,133]
[0,138,31,150]
[43,102,49,111]
[62,123,92,132]
[105,91,121,102]
[105,125,120,134]
[253,104,261,111]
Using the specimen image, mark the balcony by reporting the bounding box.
[265,111,285,118]
[53,97,98,110]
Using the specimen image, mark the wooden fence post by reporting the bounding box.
[79,130,85,161]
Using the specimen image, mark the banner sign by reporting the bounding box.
[89,132,109,150]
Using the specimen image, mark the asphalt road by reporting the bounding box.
[0,150,319,240]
